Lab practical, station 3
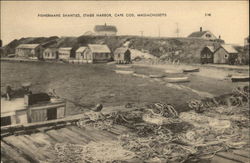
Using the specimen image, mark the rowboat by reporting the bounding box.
[165,70,181,74]
[231,75,250,82]
[164,76,190,83]
[115,70,134,75]
[116,65,132,69]
[149,74,165,78]
[183,68,199,73]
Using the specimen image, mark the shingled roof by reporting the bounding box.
[221,44,238,53]
[114,47,130,55]
[88,44,111,53]
[76,47,87,53]
[94,24,117,32]
[16,44,40,49]
[204,46,215,53]
[188,31,208,37]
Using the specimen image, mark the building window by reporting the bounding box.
[225,54,228,58]
[205,34,211,38]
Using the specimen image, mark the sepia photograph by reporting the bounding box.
[0,1,249,162]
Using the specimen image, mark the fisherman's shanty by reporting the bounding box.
[75,46,87,60]
[114,47,131,64]
[1,93,66,127]
[43,48,59,60]
[74,44,111,63]
[188,27,218,41]
[58,47,73,60]
[15,44,43,59]
[94,23,117,36]
[213,44,238,64]
[200,46,215,64]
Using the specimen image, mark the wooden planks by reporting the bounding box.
[1,141,30,163]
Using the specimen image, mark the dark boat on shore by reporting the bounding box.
[231,75,250,82]
[183,68,200,73]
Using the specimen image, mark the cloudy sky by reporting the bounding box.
[1,1,249,45]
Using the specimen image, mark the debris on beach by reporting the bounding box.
[72,86,250,162]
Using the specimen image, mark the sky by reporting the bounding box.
[1,1,249,46]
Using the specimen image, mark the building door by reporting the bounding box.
[47,108,57,120]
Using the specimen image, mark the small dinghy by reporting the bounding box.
[116,65,132,68]
[231,75,250,82]
[164,76,190,83]
[183,68,199,73]
[115,70,134,75]
[149,74,165,78]
[165,70,181,74]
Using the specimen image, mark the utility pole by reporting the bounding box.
[139,31,144,37]
[158,25,161,38]
[176,23,180,37]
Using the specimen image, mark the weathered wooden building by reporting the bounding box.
[188,27,218,41]
[94,23,117,36]
[43,48,58,60]
[58,47,73,60]
[15,44,43,59]
[200,46,215,64]
[114,48,131,64]
[76,44,111,63]
[75,46,87,60]
[1,94,66,127]
[213,44,238,64]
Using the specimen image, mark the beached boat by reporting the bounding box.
[149,74,165,78]
[164,76,190,83]
[165,70,181,74]
[132,73,149,78]
[115,70,134,74]
[231,75,250,82]
[183,68,199,73]
[116,65,132,68]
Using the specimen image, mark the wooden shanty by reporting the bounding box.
[15,44,43,59]
[75,46,87,60]
[58,47,73,60]
[213,44,238,64]
[43,48,58,60]
[80,44,111,63]
[1,94,66,127]
[114,47,131,64]
[200,46,215,64]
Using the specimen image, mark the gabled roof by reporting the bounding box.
[94,25,117,32]
[203,46,215,53]
[16,44,40,49]
[88,44,111,53]
[76,47,87,53]
[188,31,208,37]
[220,44,238,53]
[114,47,130,55]
[58,47,72,51]
[44,48,58,52]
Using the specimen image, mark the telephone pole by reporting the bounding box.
[176,23,180,37]
[139,31,144,37]
[158,24,161,38]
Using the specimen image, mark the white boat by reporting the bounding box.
[116,65,132,68]
[115,70,134,74]
[164,76,190,83]
[149,74,165,78]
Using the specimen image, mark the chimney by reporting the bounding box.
[219,35,221,39]
[200,27,202,32]
[104,23,106,26]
